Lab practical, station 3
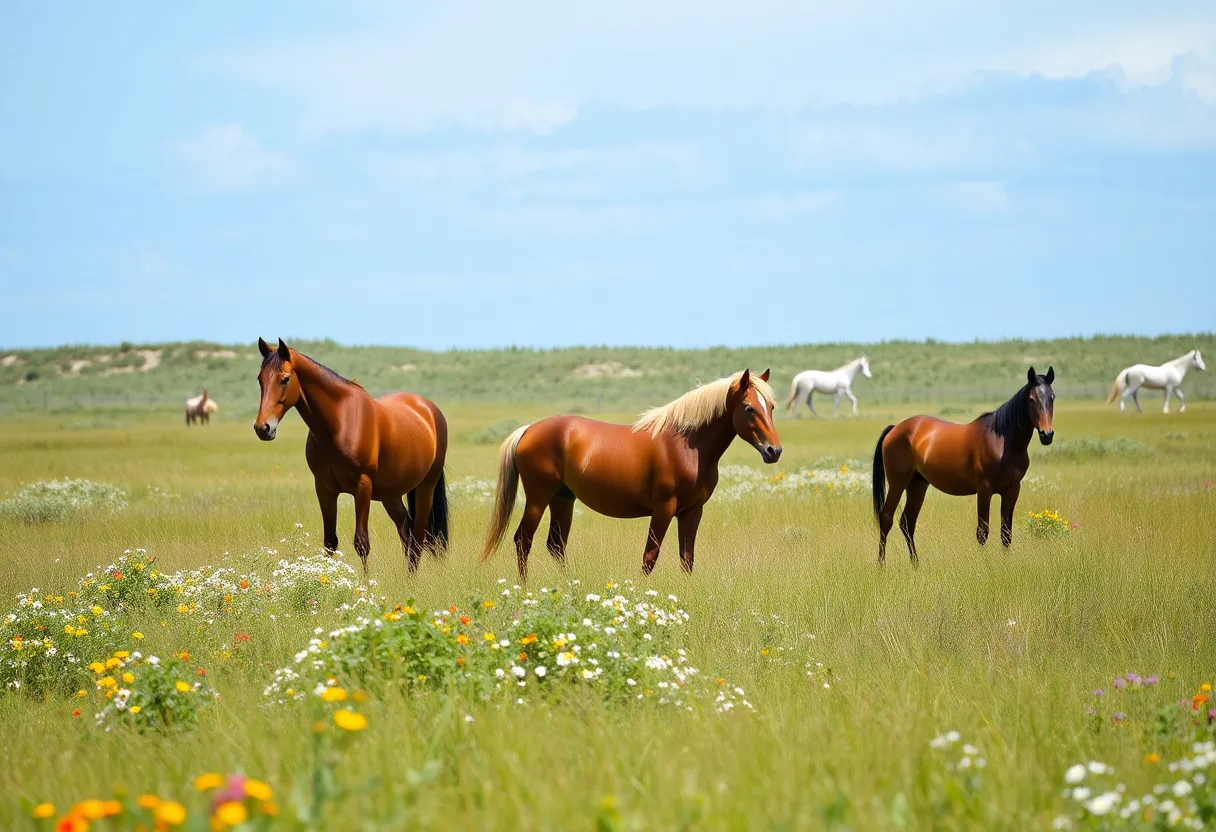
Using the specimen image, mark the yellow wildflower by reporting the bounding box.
[194,772,223,791]
[320,687,347,702]
[131,631,144,639]
[334,709,368,731]
[243,779,272,801]
[31,803,55,818]
[155,800,187,826]
[130,705,142,714]
[136,794,161,810]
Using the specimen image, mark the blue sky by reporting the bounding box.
[1,2,1214,349]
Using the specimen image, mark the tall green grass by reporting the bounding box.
[0,401,1213,829]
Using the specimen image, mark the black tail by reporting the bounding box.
[872,425,895,523]
[407,471,450,555]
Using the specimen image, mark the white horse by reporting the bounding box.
[1108,350,1205,413]
[785,356,872,418]
[185,389,219,425]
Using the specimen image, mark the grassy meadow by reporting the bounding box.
[1,344,1214,830]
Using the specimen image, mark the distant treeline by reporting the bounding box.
[0,335,1211,415]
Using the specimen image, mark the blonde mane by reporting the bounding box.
[632,372,775,438]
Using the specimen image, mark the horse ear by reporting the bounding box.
[277,338,291,362]
[1027,366,1036,386]
[738,368,751,390]
[1045,366,1055,384]
[759,368,770,382]
[258,338,271,358]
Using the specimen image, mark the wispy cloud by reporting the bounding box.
[167,124,290,192]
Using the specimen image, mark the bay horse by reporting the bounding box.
[254,338,449,575]
[1107,349,1204,413]
[481,369,782,580]
[871,367,1055,565]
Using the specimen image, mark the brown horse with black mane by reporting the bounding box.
[481,369,782,580]
[871,366,1055,565]
[254,338,448,575]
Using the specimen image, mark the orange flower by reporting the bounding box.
[55,816,87,832]
[455,633,469,644]
[238,580,249,590]
[482,600,496,609]
[448,605,457,613]
[1194,693,1210,710]
[456,657,465,667]
[1145,752,1160,763]
[459,616,470,625]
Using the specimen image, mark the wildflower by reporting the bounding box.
[320,687,347,702]
[1145,753,1160,763]
[483,632,495,642]
[122,672,134,684]
[91,606,103,616]
[483,600,496,609]
[1203,682,1213,692]
[456,634,469,645]
[136,794,161,810]
[71,709,81,718]
[1193,693,1210,711]
[154,800,186,826]
[194,772,224,791]
[261,802,279,816]
[334,709,368,731]
[1064,764,1087,784]
[175,680,191,693]
[75,800,107,820]
[131,632,144,639]
[243,779,272,801]
[459,616,471,625]
[130,705,141,714]
[32,803,55,818]
[535,666,547,678]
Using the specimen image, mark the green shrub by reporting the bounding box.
[0,478,128,524]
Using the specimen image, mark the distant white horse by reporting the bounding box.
[1108,350,1205,413]
[785,356,872,418]
[185,389,219,425]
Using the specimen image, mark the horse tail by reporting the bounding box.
[872,425,895,523]
[428,471,449,553]
[1107,371,1126,403]
[481,424,530,562]
[785,376,800,413]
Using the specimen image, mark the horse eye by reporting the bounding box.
[281,375,290,385]
[745,404,754,413]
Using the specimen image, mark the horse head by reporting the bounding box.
[860,355,872,379]
[1026,366,1055,445]
[1194,349,1206,371]
[731,368,782,463]
[255,338,302,441]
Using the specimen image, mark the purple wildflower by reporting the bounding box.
[1112,712,1127,723]
[1086,706,1097,716]
[1113,678,1126,689]
[1209,708,1215,725]
[1146,676,1158,686]
[1094,689,1105,697]
[1126,673,1141,685]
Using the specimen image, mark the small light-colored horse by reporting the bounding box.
[785,356,871,418]
[185,389,218,425]
[1108,350,1205,413]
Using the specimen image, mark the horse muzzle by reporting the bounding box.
[759,443,783,464]
[254,420,278,441]
[1038,429,1054,446]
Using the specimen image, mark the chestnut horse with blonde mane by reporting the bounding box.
[871,366,1055,565]
[254,338,448,575]
[481,369,782,580]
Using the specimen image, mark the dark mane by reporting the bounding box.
[261,351,362,389]
[980,383,1032,438]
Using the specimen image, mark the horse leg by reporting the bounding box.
[1131,387,1142,413]
[315,479,340,554]
[976,485,992,546]
[382,497,418,572]
[999,483,1020,548]
[545,492,575,564]
[1176,387,1186,413]
[353,474,373,575]
[1163,386,1172,414]
[833,392,840,418]
[878,469,912,566]
[677,504,704,573]
[513,495,550,583]
[845,387,858,416]
[898,474,929,567]
[641,500,677,575]
[806,391,817,417]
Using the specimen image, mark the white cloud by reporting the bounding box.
[168,124,290,192]
[216,2,1216,135]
